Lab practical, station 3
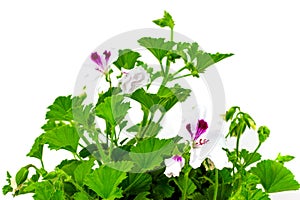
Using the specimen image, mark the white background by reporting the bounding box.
[1,0,300,199]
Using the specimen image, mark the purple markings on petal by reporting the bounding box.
[173,155,183,162]
[103,50,111,64]
[194,119,208,141]
[91,52,103,67]
[186,124,193,138]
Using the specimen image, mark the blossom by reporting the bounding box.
[120,67,150,94]
[186,119,229,169]
[91,50,111,73]
[186,119,209,147]
[164,155,185,178]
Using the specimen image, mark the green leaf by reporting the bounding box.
[56,159,82,177]
[153,182,175,199]
[33,181,54,200]
[27,135,44,160]
[153,10,175,29]
[206,183,232,200]
[257,126,270,143]
[122,173,152,194]
[73,192,90,200]
[196,52,233,73]
[129,138,174,171]
[138,37,175,62]
[137,122,162,138]
[133,192,151,200]
[130,88,156,110]
[43,125,79,153]
[105,161,134,172]
[95,95,130,126]
[276,153,295,164]
[113,49,141,70]
[74,159,95,186]
[225,106,240,121]
[251,160,300,193]
[84,166,127,200]
[15,167,29,185]
[174,176,197,197]
[191,192,207,200]
[45,96,73,121]
[2,185,13,195]
[241,149,261,167]
[51,190,64,200]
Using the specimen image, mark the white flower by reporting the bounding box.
[189,136,230,169]
[164,155,185,178]
[120,67,150,94]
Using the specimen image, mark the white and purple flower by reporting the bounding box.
[186,119,230,169]
[164,155,185,178]
[91,50,111,74]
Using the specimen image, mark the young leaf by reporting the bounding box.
[84,165,127,200]
[27,134,44,160]
[225,106,240,121]
[240,149,262,167]
[56,159,82,177]
[153,11,175,29]
[196,52,233,73]
[95,95,130,126]
[43,125,79,153]
[138,37,175,62]
[276,153,295,164]
[113,49,141,70]
[153,182,175,199]
[251,160,300,193]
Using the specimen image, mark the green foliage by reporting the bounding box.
[276,153,295,164]
[138,37,175,62]
[113,49,141,70]
[95,95,130,126]
[251,160,300,193]
[84,165,129,200]
[43,125,79,153]
[153,10,175,29]
[257,126,270,143]
[129,138,175,171]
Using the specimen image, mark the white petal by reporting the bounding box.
[189,147,205,169]
[164,157,185,178]
[207,138,231,169]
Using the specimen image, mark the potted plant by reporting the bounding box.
[3,11,299,200]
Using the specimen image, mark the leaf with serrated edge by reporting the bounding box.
[84,165,128,200]
[251,160,300,193]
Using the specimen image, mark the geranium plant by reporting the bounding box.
[3,11,299,200]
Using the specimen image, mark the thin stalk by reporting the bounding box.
[171,73,193,81]
[171,28,174,41]
[213,168,219,200]
[243,142,262,167]
[171,66,187,78]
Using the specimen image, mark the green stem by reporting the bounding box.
[213,168,219,200]
[171,73,192,81]
[243,142,262,167]
[201,176,214,185]
[171,66,187,78]
[159,61,165,76]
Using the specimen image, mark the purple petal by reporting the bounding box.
[103,50,111,65]
[172,155,183,162]
[91,52,103,67]
[194,119,208,141]
[186,123,193,138]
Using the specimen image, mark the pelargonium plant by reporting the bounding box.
[3,11,300,200]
